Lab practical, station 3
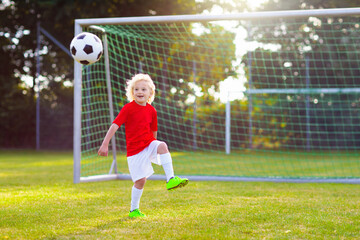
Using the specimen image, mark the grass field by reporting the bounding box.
[84,150,360,178]
[1,150,360,239]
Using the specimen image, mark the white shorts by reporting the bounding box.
[127,140,163,182]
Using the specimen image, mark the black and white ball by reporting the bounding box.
[70,32,103,65]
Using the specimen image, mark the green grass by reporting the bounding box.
[1,150,360,239]
[83,150,360,178]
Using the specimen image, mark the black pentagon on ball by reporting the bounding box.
[77,34,86,40]
[80,60,90,65]
[83,44,93,54]
[97,51,103,60]
[71,46,77,55]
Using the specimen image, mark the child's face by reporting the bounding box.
[133,80,151,106]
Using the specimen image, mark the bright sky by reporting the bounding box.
[198,0,269,102]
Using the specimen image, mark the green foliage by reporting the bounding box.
[239,2,360,150]
[0,78,36,148]
[0,0,219,149]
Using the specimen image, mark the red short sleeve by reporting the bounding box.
[151,108,158,131]
[113,104,128,127]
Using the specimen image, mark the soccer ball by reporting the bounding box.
[70,32,103,65]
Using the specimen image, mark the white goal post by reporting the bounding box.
[73,8,360,184]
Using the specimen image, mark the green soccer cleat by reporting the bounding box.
[129,209,146,218]
[166,176,189,191]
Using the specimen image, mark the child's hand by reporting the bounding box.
[98,144,108,156]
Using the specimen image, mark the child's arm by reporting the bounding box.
[153,131,157,139]
[98,123,119,156]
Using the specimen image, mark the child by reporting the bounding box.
[98,73,188,218]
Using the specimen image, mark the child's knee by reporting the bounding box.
[157,142,169,154]
[134,178,146,189]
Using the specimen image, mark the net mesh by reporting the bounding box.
[78,14,360,180]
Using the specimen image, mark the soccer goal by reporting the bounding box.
[73,8,360,184]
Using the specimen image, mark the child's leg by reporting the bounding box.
[157,141,188,190]
[157,142,174,182]
[131,177,146,211]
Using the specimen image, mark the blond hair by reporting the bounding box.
[125,73,156,104]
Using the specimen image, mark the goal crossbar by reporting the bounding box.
[75,8,360,26]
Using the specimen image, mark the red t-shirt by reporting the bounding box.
[113,101,158,156]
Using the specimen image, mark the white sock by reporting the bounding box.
[130,186,143,212]
[160,153,174,182]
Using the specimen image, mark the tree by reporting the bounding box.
[0,0,221,149]
[239,1,360,149]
